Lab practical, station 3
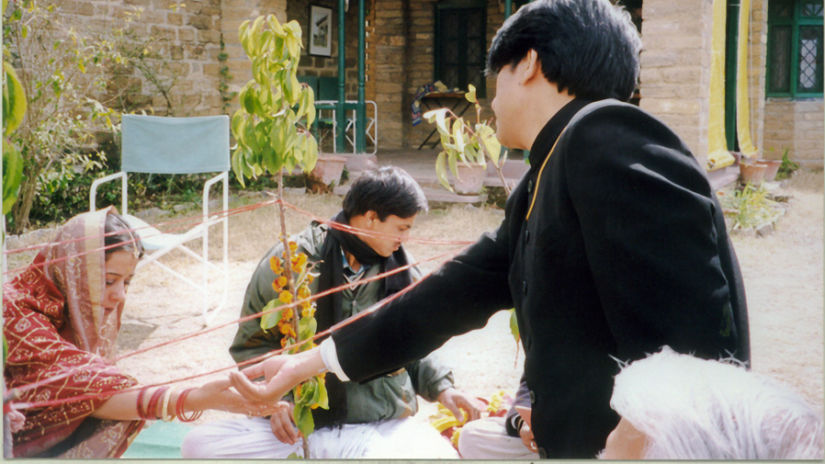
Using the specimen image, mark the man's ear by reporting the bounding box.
[519,49,542,86]
[363,210,378,224]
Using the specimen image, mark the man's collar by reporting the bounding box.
[528,98,593,167]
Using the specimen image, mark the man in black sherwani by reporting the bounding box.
[229,0,750,458]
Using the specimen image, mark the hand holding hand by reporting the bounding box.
[195,378,279,417]
[437,387,485,422]
[229,349,327,404]
[269,401,300,445]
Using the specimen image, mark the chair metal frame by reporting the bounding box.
[315,100,378,155]
[90,115,229,325]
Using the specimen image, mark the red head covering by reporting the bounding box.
[4,207,143,457]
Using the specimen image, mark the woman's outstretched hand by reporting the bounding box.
[194,378,280,417]
[229,348,327,404]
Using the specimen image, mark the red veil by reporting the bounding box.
[4,208,143,457]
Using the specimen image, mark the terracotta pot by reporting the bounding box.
[757,160,781,181]
[739,162,767,184]
[452,163,487,195]
[309,155,347,185]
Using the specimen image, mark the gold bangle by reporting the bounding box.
[160,388,175,422]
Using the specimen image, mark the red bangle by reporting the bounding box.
[146,387,167,420]
[136,386,150,420]
[175,388,203,422]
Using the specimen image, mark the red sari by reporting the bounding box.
[3,208,144,457]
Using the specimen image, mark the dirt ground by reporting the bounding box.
[6,170,823,428]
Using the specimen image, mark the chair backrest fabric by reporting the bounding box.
[121,114,230,174]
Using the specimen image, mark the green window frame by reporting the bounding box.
[766,0,823,98]
[434,0,487,97]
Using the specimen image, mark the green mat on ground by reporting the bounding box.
[121,421,192,458]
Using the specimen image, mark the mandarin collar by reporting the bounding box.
[528,98,593,167]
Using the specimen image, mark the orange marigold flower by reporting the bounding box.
[272,281,281,293]
[282,307,294,320]
[269,256,282,273]
[307,274,315,284]
[288,241,298,252]
[297,285,311,300]
[301,307,310,318]
[279,324,291,335]
[278,290,293,304]
[280,338,288,348]
[277,276,288,288]
[296,253,308,266]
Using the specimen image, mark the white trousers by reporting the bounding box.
[457,416,540,459]
[181,416,458,459]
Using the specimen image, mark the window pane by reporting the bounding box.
[802,0,824,17]
[769,25,792,92]
[770,0,794,19]
[798,26,824,92]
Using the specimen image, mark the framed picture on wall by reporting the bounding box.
[309,5,332,57]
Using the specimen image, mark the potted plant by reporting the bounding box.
[423,85,506,195]
[230,14,326,457]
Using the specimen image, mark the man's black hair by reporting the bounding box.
[487,0,642,101]
[342,166,428,221]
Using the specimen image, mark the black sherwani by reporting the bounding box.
[332,98,750,458]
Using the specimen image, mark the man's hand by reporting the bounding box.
[437,387,485,422]
[515,405,537,453]
[269,401,300,445]
[193,378,280,417]
[229,348,327,404]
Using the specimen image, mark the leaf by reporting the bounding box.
[240,86,256,115]
[452,118,466,154]
[231,149,247,187]
[267,14,286,36]
[435,151,453,192]
[302,132,318,173]
[293,401,315,437]
[316,375,329,409]
[424,108,450,135]
[3,141,23,214]
[260,299,284,331]
[476,124,501,166]
[465,84,477,104]
[3,62,27,137]
[298,317,317,341]
[448,147,459,178]
[509,308,520,343]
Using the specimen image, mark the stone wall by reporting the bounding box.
[639,0,714,167]
[763,99,824,168]
[57,0,226,116]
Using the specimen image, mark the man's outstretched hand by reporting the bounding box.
[229,348,328,403]
[437,387,485,422]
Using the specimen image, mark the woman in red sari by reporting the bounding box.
[3,208,270,458]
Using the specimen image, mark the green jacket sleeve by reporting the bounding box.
[405,354,454,402]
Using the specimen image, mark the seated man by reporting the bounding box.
[600,347,823,460]
[182,166,481,459]
[457,374,539,459]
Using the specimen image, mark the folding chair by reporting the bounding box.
[90,114,230,325]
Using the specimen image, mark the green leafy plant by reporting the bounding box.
[719,183,784,232]
[424,85,507,194]
[776,148,799,181]
[229,14,323,456]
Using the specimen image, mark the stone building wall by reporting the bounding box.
[748,0,768,156]
[638,0,714,167]
[763,99,824,168]
[56,0,226,116]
